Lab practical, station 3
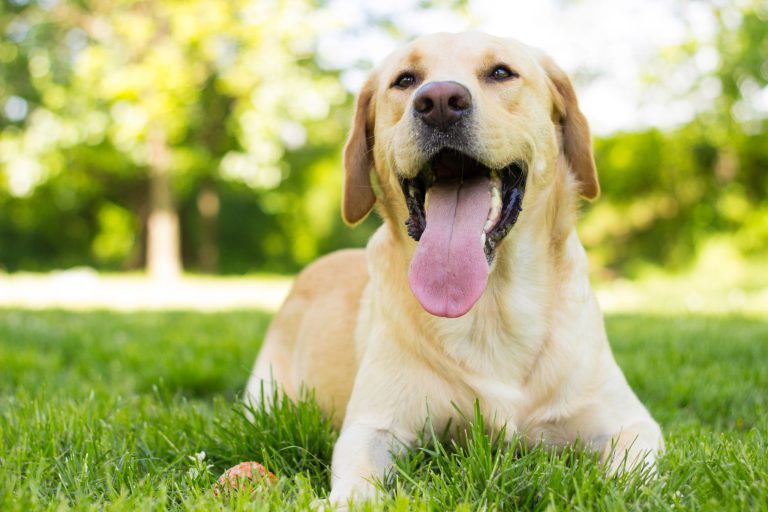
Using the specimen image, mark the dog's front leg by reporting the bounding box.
[326,338,425,507]
[601,418,663,475]
[328,421,408,507]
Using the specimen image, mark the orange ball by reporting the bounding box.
[213,461,277,497]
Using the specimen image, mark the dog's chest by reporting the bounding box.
[432,311,549,425]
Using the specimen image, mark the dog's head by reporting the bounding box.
[342,32,599,318]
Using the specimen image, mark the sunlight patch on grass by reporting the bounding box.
[596,240,768,315]
[0,269,294,312]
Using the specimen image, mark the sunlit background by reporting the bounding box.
[1,0,766,313]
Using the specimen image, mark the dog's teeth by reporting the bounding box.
[484,179,502,233]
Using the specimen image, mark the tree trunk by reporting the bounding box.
[196,179,219,273]
[146,128,182,281]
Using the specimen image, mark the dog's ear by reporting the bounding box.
[342,72,378,225]
[541,55,600,200]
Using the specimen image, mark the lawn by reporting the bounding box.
[1,309,766,510]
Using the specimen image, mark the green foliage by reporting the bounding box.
[0,0,766,275]
[582,1,768,276]
[0,0,354,274]
[585,122,768,276]
[0,309,767,510]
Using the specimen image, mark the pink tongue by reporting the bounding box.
[409,176,491,318]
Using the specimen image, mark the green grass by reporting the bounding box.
[1,309,766,510]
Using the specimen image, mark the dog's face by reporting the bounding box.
[342,32,599,318]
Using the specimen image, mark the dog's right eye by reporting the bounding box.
[489,65,519,81]
[392,72,416,89]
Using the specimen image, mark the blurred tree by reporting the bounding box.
[1,0,346,277]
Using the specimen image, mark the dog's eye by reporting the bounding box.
[393,72,416,89]
[489,65,519,81]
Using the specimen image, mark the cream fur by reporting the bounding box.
[245,32,662,507]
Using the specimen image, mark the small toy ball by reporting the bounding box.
[213,461,277,497]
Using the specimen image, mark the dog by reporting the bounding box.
[245,31,663,505]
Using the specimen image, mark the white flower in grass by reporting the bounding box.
[187,450,213,481]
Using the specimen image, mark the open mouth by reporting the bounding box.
[401,150,527,261]
[399,149,527,318]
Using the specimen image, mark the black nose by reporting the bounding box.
[413,81,472,131]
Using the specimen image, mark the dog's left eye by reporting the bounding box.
[489,65,519,81]
[393,72,417,89]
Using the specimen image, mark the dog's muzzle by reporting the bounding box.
[400,150,527,262]
[398,81,528,318]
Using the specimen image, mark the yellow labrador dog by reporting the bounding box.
[245,31,662,505]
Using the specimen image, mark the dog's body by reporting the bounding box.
[245,32,662,505]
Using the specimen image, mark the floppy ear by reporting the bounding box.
[342,73,378,225]
[540,55,600,200]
